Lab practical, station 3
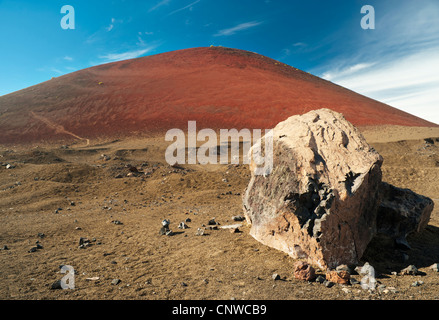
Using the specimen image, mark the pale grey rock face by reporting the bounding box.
[243,109,384,270]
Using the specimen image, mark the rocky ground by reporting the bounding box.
[1,126,439,300]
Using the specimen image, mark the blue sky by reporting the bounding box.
[0,0,438,123]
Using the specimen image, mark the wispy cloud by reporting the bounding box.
[324,49,439,123]
[214,21,263,37]
[63,56,73,61]
[315,1,439,124]
[106,18,115,32]
[136,31,155,46]
[167,0,201,16]
[321,63,376,82]
[52,68,63,74]
[149,0,171,12]
[98,47,156,63]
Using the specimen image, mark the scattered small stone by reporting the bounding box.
[111,279,121,285]
[1,245,9,250]
[196,228,205,236]
[232,215,245,222]
[79,237,89,246]
[75,227,82,230]
[78,237,91,249]
[86,277,100,281]
[185,218,192,223]
[28,247,38,253]
[37,233,45,239]
[162,219,170,227]
[165,230,174,236]
[230,227,241,233]
[386,286,399,293]
[272,273,280,281]
[430,263,439,272]
[178,222,188,229]
[411,280,424,287]
[315,275,325,284]
[324,280,335,288]
[377,284,386,293]
[326,270,350,284]
[208,218,217,226]
[181,282,188,287]
[100,154,111,161]
[159,226,169,235]
[294,261,316,282]
[341,287,351,294]
[350,277,360,285]
[400,265,419,276]
[112,220,123,225]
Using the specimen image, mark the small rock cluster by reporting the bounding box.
[290,260,439,294]
[159,215,245,237]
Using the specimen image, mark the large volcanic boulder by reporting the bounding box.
[243,109,384,269]
[377,182,434,250]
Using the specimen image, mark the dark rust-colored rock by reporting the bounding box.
[326,270,350,284]
[293,261,316,281]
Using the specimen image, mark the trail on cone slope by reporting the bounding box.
[30,111,90,146]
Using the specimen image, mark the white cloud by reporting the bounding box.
[51,68,63,74]
[106,18,115,32]
[149,0,171,12]
[321,63,376,81]
[63,56,73,61]
[321,49,439,124]
[214,21,263,37]
[98,47,155,63]
[167,0,201,16]
[316,1,439,125]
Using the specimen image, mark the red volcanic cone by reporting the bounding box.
[0,47,436,144]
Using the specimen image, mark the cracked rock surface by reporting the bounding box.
[243,109,384,270]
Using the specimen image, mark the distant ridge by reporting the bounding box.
[0,46,436,144]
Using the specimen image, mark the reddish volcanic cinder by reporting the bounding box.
[0,47,436,145]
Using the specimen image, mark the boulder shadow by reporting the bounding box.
[361,225,439,275]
